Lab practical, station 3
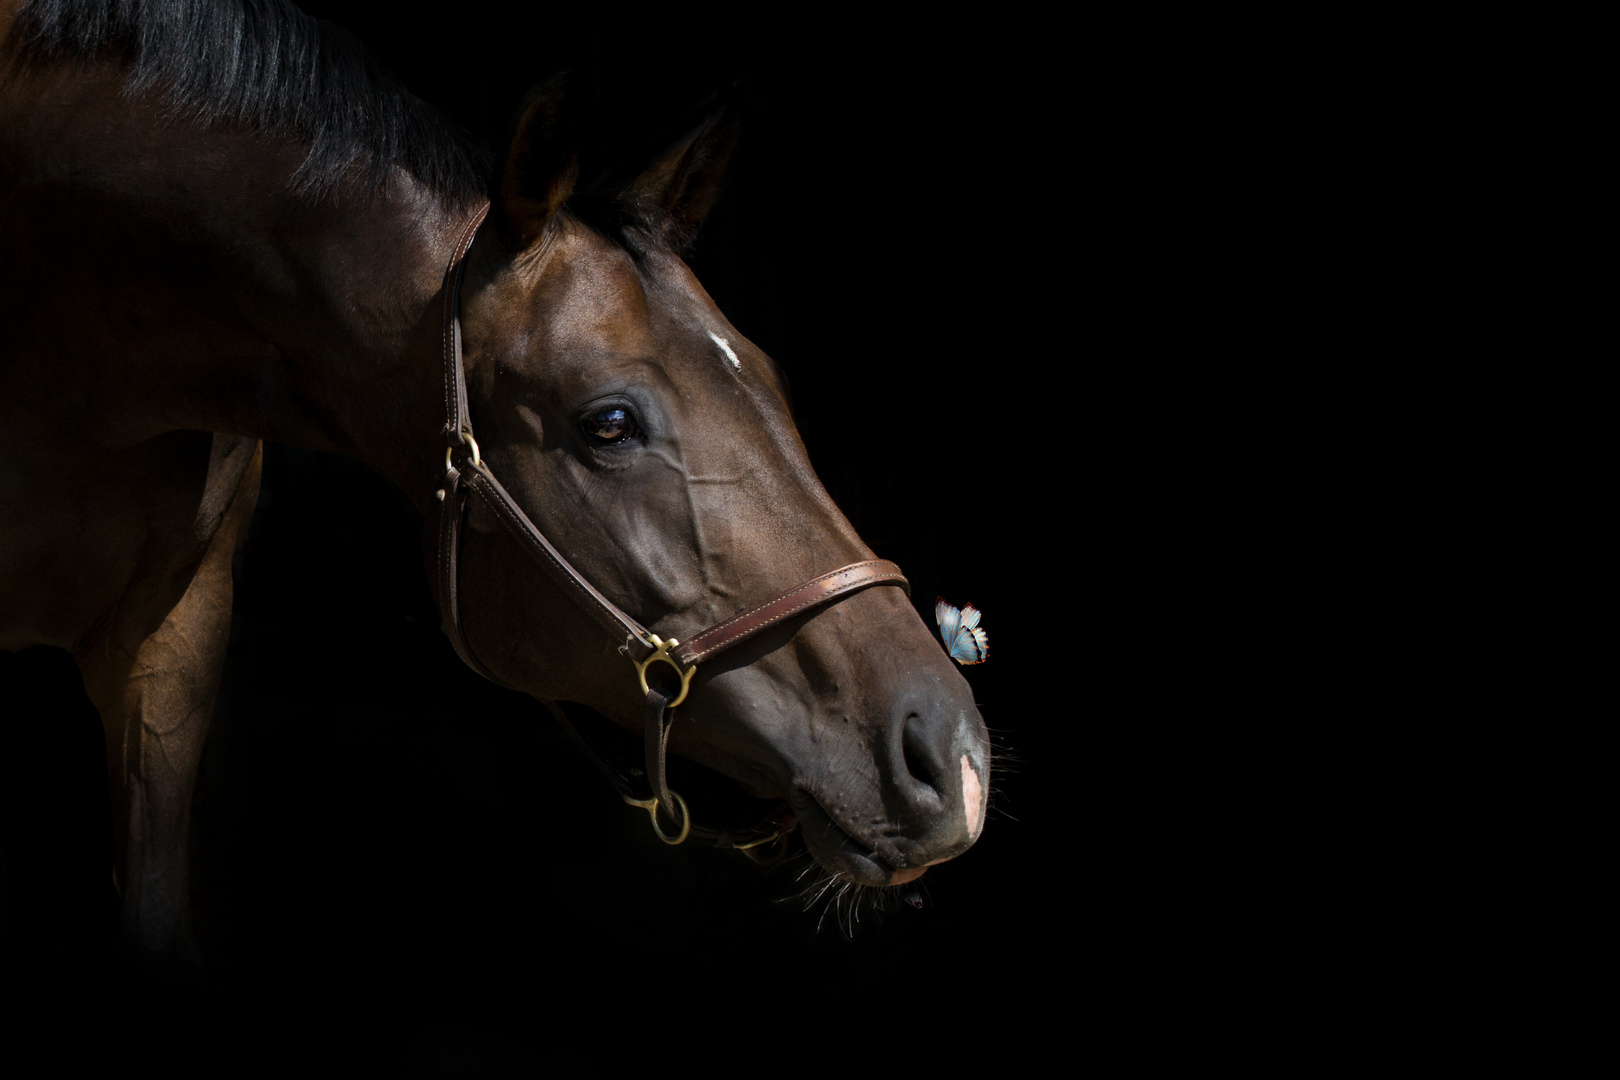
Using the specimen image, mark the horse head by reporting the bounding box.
[437,81,989,888]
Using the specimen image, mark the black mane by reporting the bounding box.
[10,0,487,204]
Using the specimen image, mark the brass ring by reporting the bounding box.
[636,633,696,709]
[444,432,482,474]
[622,791,691,845]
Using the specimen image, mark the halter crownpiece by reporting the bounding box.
[432,204,910,849]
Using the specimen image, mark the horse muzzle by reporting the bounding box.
[785,698,990,888]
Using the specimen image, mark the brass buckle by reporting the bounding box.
[636,633,696,709]
[623,791,691,845]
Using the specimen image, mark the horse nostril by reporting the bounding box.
[900,711,946,797]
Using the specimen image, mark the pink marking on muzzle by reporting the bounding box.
[886,756,986,887]
[963,754,984,840]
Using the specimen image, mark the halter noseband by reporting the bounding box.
[432,205,909,851]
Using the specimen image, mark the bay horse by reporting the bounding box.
[0,0,989,962]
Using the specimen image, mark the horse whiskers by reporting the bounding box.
[806,873,841,911]
[792,866,923,939]
[982,728,1021,770]
[986,778,1020,822]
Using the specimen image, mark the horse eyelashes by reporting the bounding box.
[934,597,989,666]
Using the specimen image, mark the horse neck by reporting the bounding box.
[1,64,473,509]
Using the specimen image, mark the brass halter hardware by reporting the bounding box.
[445,431,481,472]
[636,633,696,709]
[622,790,691,845]
[438,432,481,502]
[633,634,696,843]
[730,829,782,851]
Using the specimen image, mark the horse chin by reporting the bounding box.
[788,789,908,888]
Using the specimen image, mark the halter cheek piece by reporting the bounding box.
[433,205,910,852]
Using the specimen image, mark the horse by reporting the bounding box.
[0,0,990,964]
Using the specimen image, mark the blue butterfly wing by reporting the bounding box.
[937,597,988,665]
[935,597,961,644]
[948,625,988,665]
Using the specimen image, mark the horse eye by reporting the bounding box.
[582,407,638,444]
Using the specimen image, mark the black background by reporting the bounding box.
[3,5,1090,1069]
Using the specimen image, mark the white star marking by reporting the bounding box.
[709,331,741,372]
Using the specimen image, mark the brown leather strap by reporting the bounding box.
[442,205,489,448]
[438,205,512,687]
[670,559,909,667]
[436,203,654,669]
[460,464,655,661]
[644,687,679,831]
[438,463,514,687]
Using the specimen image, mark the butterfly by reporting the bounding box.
[935,597,989,665]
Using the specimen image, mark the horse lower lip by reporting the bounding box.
[889,866,927,886]
[791,792,892,886]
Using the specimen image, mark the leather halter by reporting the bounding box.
[432,204,909,848]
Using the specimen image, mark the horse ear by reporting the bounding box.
[621,108,741,244]
[492,73,582,251]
